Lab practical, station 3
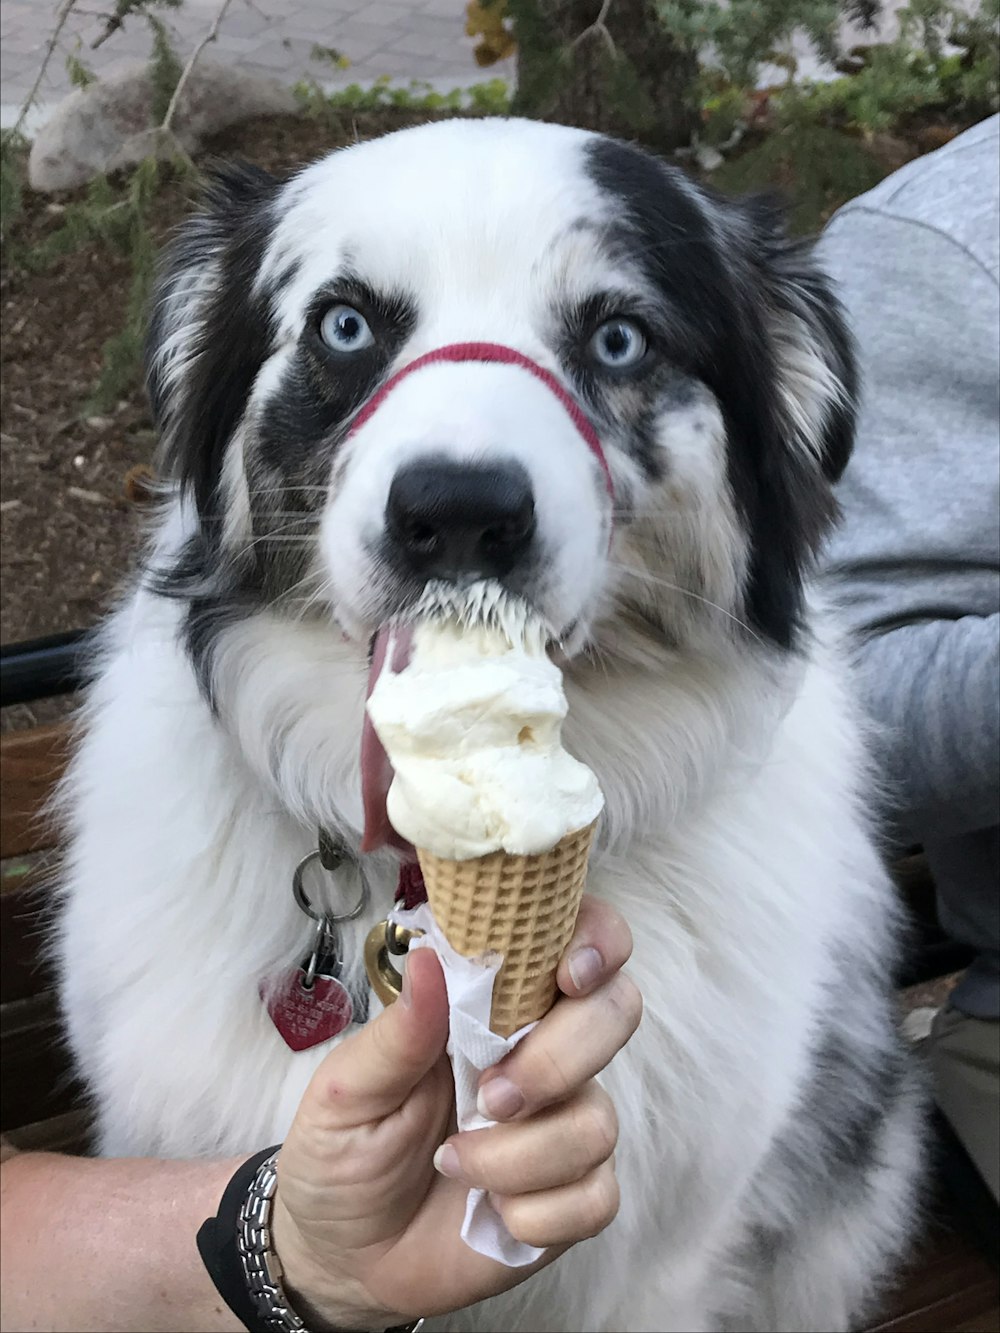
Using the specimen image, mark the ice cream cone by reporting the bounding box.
[416,819,597,1037]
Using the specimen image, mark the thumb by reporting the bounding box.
[306,948,450,1129]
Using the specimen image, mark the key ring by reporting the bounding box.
[292,849,369,924]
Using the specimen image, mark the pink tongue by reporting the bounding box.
[360,623,414,855]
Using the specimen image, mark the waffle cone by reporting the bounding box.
[416,821,596,1037]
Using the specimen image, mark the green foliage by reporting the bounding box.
[657,0,845,88]
[146,13,183,122]
[467,78,512,113]
[706,0,996,226]
[310,44,351,70]
[776,2,998,133]
[88,214,157,412]
[3,137,170,411]
[66,51,97,89]
[505,0,995,142]
[294,76,511,119]
[0,131,26,244]
[785,49,938,131]
[15,175,130,272]
[699,82,750,145]
[713,121,884,231]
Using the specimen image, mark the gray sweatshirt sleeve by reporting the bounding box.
[852,614,1000,847]
[816,126,1000,850]
[818,211,1000,638]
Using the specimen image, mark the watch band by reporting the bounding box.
[198,1146,424,1333]
[235,1149,306,1331]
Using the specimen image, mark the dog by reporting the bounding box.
[55,117,924,1331]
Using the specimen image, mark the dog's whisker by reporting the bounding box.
[290,572,338,625]
[242,536,316,544]
[243,485,333,496]
[229,515,322,559]
[196,512,321,528]
[607,561,765,646]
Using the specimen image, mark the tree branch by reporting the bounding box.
[91,0,143,49]
[571,0,616,59]
[11,0,79,139]
[160,0,235,133]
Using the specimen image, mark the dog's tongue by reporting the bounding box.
[360,624,414,855]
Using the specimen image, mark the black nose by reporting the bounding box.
[386,458,536,581]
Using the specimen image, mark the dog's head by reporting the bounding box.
[147,118,855,673]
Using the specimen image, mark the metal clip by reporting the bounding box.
[363,919,425,1006]
[301,915,342,990]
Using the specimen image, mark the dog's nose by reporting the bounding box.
[386,458,536,581]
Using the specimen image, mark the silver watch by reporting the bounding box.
[236,1150,425,1333]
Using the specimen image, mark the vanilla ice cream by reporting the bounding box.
[365,610,603,860]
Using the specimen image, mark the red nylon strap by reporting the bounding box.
[395,861,428,909]
[346,341,614,499]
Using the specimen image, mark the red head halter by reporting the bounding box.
[346,340,614,501]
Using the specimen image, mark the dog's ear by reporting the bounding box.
[742,193,858,484]
[713,191,859,648]
[145,160,281,515]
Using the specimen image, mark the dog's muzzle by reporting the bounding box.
[348,341,613,584]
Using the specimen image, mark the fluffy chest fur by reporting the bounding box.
[56,567,918,1331]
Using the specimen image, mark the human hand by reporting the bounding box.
[271,894,640,1330]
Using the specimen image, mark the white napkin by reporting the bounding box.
[388,901,545,1268]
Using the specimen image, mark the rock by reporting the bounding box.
[28,58,298,192]
[693,142,724,173]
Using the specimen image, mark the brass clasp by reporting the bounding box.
[363,920,425,1007]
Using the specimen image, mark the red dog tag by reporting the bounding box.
[262,968,354,1052]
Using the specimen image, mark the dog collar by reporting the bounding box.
[346,341,614,500]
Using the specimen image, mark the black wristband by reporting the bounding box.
[197,1145,285,1332]
[198,1149,423,1333]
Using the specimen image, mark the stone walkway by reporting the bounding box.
[0,0,514,120]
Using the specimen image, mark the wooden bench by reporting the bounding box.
[1,721,90,1154]
[1,714,996,1329]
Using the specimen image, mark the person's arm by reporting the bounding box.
[2,894,638,1333]
[1,1151,244,1332]
[852,612,1000,848]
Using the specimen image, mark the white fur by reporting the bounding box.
[56,571,920,1329]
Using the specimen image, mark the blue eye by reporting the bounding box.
[589,318,647,370]
[319,304,374,353]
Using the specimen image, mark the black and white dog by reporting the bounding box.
[56,118,923,1331]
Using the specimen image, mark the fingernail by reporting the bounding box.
[568,945,603,992]
[432,1143,462,1178]
[477,1076,524,1121]
[400,963,413,1009]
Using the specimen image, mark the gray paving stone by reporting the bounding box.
[359,2,421,28]
[389,26,468,59]
[211,32,268,56]
[1,1,490,114]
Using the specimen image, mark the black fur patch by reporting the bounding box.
[146,160,285,521]
[145,167,420,678]
[585,138,857,649]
